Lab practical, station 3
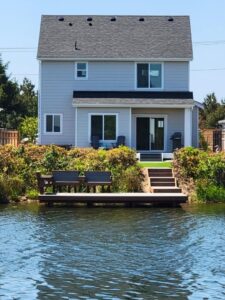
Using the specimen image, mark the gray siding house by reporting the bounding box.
[37,15,200,153]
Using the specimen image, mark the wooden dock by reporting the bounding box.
[39,192,187,206]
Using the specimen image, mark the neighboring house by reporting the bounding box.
[37,15,201,154]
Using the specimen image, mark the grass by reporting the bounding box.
[138,161,172,168]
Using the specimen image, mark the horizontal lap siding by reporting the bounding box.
[75,62,134,90]
[77,108,131,147]
[132,108,184,152]
[164,62,189,91]
[40,62,75,145]
[39,61,190,145]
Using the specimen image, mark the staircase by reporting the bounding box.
[149,168,183,194]
[140,153,162,162]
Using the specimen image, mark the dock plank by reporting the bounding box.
[39,192,187,204]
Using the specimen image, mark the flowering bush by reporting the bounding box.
[0,145,143,203]
[173,147,225,202]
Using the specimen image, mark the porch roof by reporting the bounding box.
[72,97,194,108]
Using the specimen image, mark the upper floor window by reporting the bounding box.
[75,62,88,79]
[44,114,62,134]
[137,63,162,89]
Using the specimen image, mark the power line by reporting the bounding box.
[191,68,225,71]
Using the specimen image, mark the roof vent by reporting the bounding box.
[69,23,73,26]
[89,23,93,26]
[139,17,145,22]
[168,17,174,22]
[87,17,93,22]
[111,17,116,22]
[58,17,64,22]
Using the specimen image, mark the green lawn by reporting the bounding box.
[138,161,172,168]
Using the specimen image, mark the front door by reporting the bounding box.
[136,117,164,151]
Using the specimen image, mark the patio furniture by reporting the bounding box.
[91,136,100,149]
[36,172,53,194]
[52,170,80,192]
[112,136,125,148]
[84,171,112,192]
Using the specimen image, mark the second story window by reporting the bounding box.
[137,63,162,89]
[75,62,88,79]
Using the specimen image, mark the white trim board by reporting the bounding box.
[38,57,193,62]
[88,112,119,143]
[133,114,168,152]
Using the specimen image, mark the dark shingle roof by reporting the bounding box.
[37,15,193,60]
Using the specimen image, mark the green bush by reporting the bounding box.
[196,179,225,203]
[0,145,144,202]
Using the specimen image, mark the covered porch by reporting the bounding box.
[72,91,197,153]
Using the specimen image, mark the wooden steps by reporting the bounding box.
[151,187,182,193]
[148,168,186,202]
[140,153,162,162]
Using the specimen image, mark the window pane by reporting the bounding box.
[54,115,61,132]
[91,116,103,140]
[104,115,116,140]
[77,63,87,78]
[137,64,149,88]
[77,63,86,70]
[46,115,53,132]
[77,70,86,77]
[150,64,162,88]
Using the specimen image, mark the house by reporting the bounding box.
[37,15,201,155]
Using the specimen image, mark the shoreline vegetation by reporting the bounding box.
[173,147,225,203]
[1,144,225,204]
[0,145,144,204]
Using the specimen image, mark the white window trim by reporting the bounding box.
[75,62,88,80]
[44,113,63,135]
[133,114,167,152]
[88,113,118,143]
[134,62,164,90]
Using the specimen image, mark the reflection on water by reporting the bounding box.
[0,203,225,299]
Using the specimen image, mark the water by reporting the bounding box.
[0,203,225,300]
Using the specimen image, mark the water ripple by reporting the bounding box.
[0,204,225,299]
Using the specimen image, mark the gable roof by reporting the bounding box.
[37,15,193,61]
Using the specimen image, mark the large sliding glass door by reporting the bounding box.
[136,117,164,151]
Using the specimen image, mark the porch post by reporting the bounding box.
[184,108,192,147]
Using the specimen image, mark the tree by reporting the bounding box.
[199,93,225,129]
[19,117,38,142]
[19,78,38,117]
[0,56,20,128]
[0,56,38,130]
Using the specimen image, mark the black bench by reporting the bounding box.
[52,170,80,192]
[84,171,112,192]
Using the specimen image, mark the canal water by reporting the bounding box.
[0,203,225,300]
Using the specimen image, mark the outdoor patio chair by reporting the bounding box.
[84,171,112,192]
[91,135,100,149]
[112,136,125,148]
[52,170,80,193]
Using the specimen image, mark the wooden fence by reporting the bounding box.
[0,128,19,146]
[201,129,225,151]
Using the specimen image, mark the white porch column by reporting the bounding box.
[184,108,192,146]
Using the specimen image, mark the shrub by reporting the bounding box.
[112,165,144,192]
[0,175,25,202]
[0,144,144,202]
[19,117,38,143]
[196,179,225,203]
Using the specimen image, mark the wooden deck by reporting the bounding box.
[39,192,188,206]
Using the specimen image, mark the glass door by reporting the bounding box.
[136,117,150,150]
[136,117,164,151]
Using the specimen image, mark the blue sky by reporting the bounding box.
[0,0,225,102]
